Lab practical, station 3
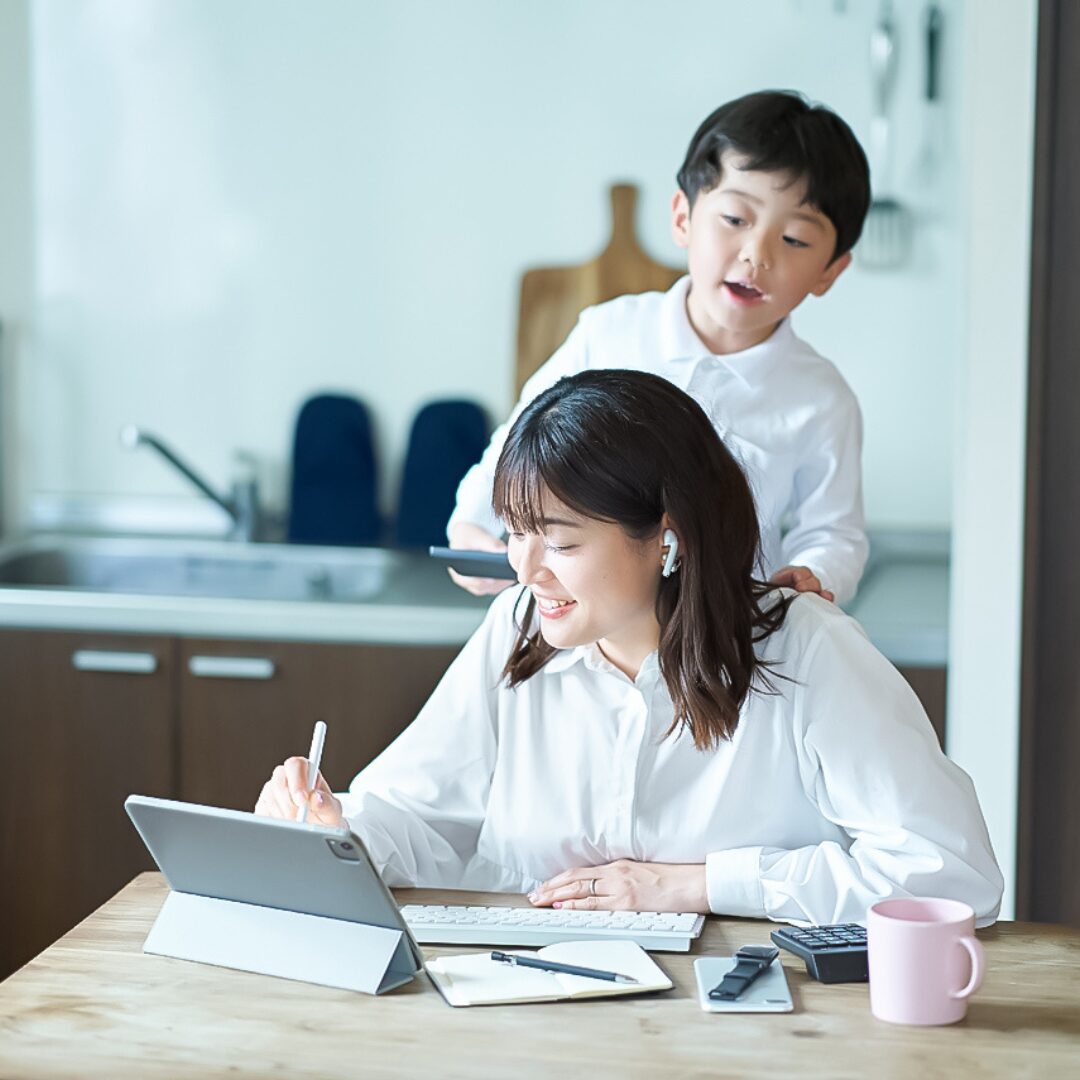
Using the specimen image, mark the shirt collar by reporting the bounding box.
[659,275,798,389]
[543,643,662,689]
[542,643,615,675]
[542,646,590,674]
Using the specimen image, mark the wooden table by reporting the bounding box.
[1,874,1077,1079]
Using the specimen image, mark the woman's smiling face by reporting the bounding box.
[506,490,667,678]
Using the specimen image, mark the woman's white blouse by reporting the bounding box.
[339,589,1003,926]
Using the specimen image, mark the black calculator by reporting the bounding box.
[770,923,868,984]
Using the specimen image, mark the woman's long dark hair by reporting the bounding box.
[492,369,793,750]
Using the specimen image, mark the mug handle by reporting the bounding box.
[951,935,985,999]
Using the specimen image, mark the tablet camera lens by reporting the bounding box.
[327,837,362,861]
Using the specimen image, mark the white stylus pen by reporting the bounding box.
[297,720,327,824]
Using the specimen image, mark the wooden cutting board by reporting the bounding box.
[514,184,684,394]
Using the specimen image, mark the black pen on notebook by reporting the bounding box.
[491,951,639,984]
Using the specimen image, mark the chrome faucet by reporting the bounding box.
[120,425,262,542]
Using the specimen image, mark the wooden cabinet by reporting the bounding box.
[0,622,946,982]
[0,629,175,977]
[897,665,947,749]
[177,638,461,810]
[0,627,462,981]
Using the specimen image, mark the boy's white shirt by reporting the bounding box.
[449,276,868,605]
[339,587,1004,928]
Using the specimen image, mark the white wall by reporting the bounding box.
[947,0,1038,920]
[10,0,964,527]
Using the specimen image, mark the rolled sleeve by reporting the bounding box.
[781,394,868,606]
[706,846,766,917]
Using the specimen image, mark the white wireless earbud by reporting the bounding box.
[661,528,680,578]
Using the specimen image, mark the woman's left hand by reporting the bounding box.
[528,860,708,913]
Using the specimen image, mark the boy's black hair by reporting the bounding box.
[676,90,871,261]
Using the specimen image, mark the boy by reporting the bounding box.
[448,90,871,605]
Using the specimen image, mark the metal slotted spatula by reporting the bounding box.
[861,1,912,270]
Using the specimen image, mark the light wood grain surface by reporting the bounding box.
[1,874,1078,1080]
[515,184,683,395]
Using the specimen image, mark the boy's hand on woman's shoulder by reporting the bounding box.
[770,565,835,603]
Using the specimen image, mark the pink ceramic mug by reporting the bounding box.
[867,897,985,1025]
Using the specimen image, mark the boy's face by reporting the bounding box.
[671,154,852,353]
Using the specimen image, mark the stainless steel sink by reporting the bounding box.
[0,536,410,604]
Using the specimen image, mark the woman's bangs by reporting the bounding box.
[493,451,549,535]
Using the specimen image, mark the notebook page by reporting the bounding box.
[425,953,562,1006]
[540,941,672,998]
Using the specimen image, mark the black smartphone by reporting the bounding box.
[428,546,517,580]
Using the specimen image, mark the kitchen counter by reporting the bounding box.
[842,530,950,667]
[0,535,490,646]
[0,531,949,663]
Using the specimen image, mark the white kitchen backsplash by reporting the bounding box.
[2,0,975,532]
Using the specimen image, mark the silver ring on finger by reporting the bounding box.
[588,877,598,897]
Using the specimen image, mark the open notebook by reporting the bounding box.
[425,940,672,1007]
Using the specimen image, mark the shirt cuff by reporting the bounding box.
[706,847,766,917]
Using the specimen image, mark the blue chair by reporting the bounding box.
[395,400,489,548]
[287,393,381,546]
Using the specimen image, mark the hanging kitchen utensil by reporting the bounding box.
[914,3,944,189]
[861,1,912,269]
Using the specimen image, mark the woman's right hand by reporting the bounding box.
[446,522,514,596]
[254,756,344,827]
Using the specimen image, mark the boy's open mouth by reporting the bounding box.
[723,280,766,303]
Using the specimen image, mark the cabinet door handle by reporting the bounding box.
[188,656,276,680]
[72,650,158,675]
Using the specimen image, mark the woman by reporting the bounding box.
[256,370,1002,925]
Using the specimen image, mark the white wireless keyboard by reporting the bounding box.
[400,904,705,952]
